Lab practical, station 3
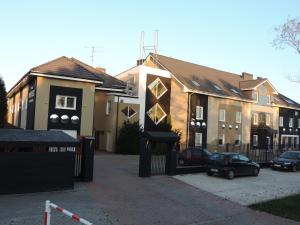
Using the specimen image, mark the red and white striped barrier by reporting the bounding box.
[44,200,94,225]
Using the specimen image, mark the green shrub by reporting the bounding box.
[116,121,142,155]
[0,76,7,128]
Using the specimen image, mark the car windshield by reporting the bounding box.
[210,153,224,161]
[203,149,212,155]
[280,151,300,159]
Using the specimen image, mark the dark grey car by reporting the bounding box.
[270,151,300,172]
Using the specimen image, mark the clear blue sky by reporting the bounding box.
[0,0,299,101]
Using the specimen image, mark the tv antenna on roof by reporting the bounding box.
[85,46,102,65]
[139,30,158,65]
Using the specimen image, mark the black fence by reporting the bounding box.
[0,135,95,195]
[0,151,75,195]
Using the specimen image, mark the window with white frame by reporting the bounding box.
[105,100,111,115]
[253,113,258,125]
[279,116,284,127]
[55,95,76,110]
[148,78,167,99]
[219,134,225,146]
[266,114,271,126]
[219,109,226,122]
[289,118,293,128]
[253,91,258,101]
[253,135,258,147]
[196,106,203,120]
[235,134,241,146]
[121,106,137,119]
[147,103,167,125]
[267,95,271,104]
[236,112,241,123]
[195,132,202,147]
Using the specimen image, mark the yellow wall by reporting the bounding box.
[94,91,139,152]
[169,78,188,150]
[207,96,251,152]
[35,76,95,136]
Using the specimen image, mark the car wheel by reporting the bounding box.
[207,171,214,176]
[292,165,297,172]
[178,159,185,166]
[227,170,235,180]
[252,168,259,176]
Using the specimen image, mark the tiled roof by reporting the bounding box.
[152,53,300,108]
[239,79,267,90]
[31,56,125,89]
[152,53,251,101]
[273,93,300,109]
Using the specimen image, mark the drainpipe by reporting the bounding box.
[186,92,195,148]
[115,95,120,149]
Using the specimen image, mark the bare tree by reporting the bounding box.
[273,18,300,83]
[273,17,300,54]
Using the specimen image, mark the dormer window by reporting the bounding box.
[253,91,258,102]
[267,95,271,105]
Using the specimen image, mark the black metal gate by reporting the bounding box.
[74,137,95,181]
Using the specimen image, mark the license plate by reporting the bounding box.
[211,168,218,172]
[274,164,281,168]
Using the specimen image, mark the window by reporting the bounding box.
[191,80,200,87]
[289,118,293,128]
[231,88,239,94]
[295,111,298,116]
[55,95,76,110]
[105,101,111,115]
[219,109,226,122]
[266,114,271,126]
[195,132,202,147]
[239,155,249,162]
[147,103,167,125]
[267,95,271,104]
[298,119,300,129]
[148,78,167,99]
[196,106,203,120]
[236,112,241,123]
[235,134,241,146]
[214,84,222,91]
[253,113,258,125]
[219,134,225,146]
[280,116,284,127]
[253,135,258,147]
[253,91,258,101]
[121,106,137,119]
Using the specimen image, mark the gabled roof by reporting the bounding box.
[69,58,125,89]
[239,79,267,90]
[273,93,300,109]
[31,56,104,82]
[149,53,299,108]
[150,53,252,101]
[8,56,126,96]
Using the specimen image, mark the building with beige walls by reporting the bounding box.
[117,53,300,153]
[7,56,138,152]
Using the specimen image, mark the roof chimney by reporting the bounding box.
[242,72,253,81]
[137,59,145,66]
[95,67,106,73]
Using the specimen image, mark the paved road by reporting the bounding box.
[87,154,300,225]
[175,168,300,205]
[0,154,299,225]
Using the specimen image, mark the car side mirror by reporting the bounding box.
[248,159,252,163]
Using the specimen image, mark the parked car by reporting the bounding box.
[178,148,212,166]
[206,152,260,179]
[270,151,300,172]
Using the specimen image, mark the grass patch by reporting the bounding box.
[250,194,300,222]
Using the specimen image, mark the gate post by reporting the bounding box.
[81,137,95,182]
[139,137,151,177]
[165,143,177,175]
